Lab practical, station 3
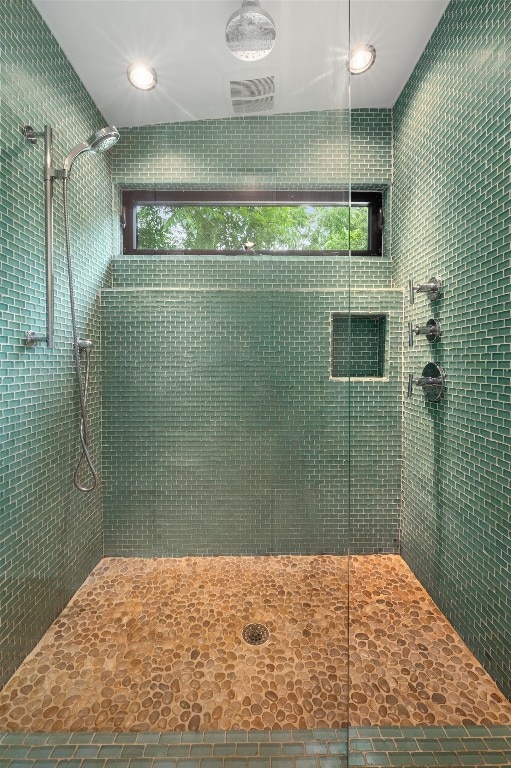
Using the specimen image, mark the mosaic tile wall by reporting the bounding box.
[392,0,511,698]
[0,0,113,685]
[102,288,402,556]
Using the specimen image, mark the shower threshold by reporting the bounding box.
[0,555,509,732]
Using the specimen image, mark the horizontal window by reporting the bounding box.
[121,190,383,256]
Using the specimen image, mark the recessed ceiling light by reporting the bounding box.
[225,0,276,62]
[127,62,157,91]
[348,44,376,75]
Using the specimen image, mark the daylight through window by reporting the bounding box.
[121,191,383,256]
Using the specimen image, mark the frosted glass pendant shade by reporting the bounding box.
[226,0,276,61]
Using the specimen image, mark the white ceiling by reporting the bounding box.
[33,0,450,129]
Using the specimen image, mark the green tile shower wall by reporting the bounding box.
[101,287,402,557]
[110,109,391,190]
[113,255,392,290]
[0,0,113,685]
[106,107,396,557]
[392,0,511,697]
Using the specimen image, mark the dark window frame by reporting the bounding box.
[121,189,383,256]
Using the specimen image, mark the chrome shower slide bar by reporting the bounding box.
[21,125,54,348]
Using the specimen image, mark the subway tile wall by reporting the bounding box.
[110,109,391,190]
[106,108,398,557]
[113,255,392,291]
[102,287,402,556]
[392,0,511,698]
[0,0,113,684]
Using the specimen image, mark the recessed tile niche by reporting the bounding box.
[331,313,387,378]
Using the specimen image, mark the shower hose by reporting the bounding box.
[62,177,98,492]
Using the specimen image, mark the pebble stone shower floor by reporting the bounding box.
[0,554,510,733]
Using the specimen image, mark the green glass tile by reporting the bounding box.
[181,733,206,744]
[411,754,438,766]
[189,745,214,757]
[381,755,414,767]
[213,744,238,756]
[136,734,160,744]
[482,740,510,751]
[281,743,305,755]
[0,0,111,687]
[98,746,124,758]
[366,754,390,766]
[481,754,509,765]
[92,734,118,744]
[144,745,176,757]
[6,762,34,768]
[318,758,342,768]
[305,743,328,755]
[69,734,95,744]
[114,734,142,744]
[327,742,347,755]
[350,739,374,751]
[74,746,101,758]
[395,0,511,701]
[0,747,29,758]
[346,756,366,767]
[120,745,146,757]
[269,759,295,768]
[237,744,259,756]
[51,746,76,758]
[294,759,321,768]
[160,734,185,744]
[258,743,283,758]
[0,735,27,745]
[435,755,462,767]
[80,761,108,768]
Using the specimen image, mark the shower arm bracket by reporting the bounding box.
[24,330,48,347]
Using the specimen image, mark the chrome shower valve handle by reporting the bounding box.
[408,276,443,304]
[407,363,446,401]
[408,318,442,346]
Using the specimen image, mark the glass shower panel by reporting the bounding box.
[265,1,351,752]
[347,1,511,764]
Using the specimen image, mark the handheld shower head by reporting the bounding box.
[87,126,120,154]
[61,125,119,176]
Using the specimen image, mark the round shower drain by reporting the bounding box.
[242,623,269,646]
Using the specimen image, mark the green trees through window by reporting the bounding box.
[136,204,370,251]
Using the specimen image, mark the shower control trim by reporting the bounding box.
[407,363,446,401]
[409,276,443,304]
[408,318,442,346]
